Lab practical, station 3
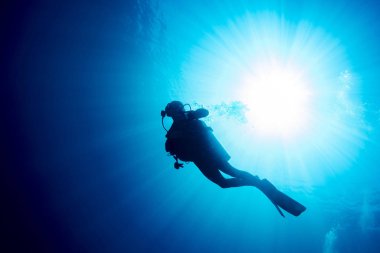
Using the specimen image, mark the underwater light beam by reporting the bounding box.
[177,12,368,185]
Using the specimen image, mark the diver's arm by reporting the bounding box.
[186,108,209,120]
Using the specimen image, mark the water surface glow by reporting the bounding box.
[176,13,369,186]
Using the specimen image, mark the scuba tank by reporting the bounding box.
[161,102,210,168]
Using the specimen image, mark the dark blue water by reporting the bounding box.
[2,1,380,252]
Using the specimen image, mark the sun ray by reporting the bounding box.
[176,12,369,187]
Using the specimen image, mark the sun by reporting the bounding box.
[240,60,312,138]
[178,12,368,185]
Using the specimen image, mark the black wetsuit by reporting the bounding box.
[164,108,307,216]
[165,109,258,188]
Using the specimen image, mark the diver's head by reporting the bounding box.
[165,101,185,118]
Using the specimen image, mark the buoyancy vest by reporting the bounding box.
[165,119,212,162]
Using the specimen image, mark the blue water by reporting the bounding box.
[3,0,380,252]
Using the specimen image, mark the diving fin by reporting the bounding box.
[270,199,285,217]
[257,179,306,217]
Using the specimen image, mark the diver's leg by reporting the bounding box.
[194,161,254,188]
[218,161,260,186]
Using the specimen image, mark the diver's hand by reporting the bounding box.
[174,161,184,169]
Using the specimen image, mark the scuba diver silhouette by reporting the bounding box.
[161,101,306,217]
